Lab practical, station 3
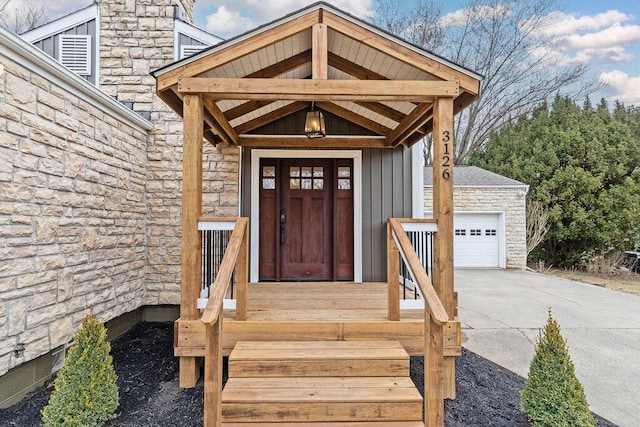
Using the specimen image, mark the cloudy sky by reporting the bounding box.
[6,0,640,104]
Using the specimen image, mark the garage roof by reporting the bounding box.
[424,166,527,188]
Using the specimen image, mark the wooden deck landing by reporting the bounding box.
[175,282,460,357]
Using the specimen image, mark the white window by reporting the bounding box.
[59,35,92,76]
[180,44,206,59]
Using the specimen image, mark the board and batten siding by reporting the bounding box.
[31,19,97,85]
[241,146,412,282]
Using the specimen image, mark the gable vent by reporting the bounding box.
[59,35,92,76]
[180,44,207,59]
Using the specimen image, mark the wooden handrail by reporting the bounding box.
[201,217,249,325]
[389,217,447,427]
[388,218,448,325]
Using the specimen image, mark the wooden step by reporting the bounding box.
[228,341,410,377]
[222,422,425,426]
[221,376,423,423]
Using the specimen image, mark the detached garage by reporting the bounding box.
[423,166,528,269]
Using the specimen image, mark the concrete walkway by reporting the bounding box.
[455,269,640,427]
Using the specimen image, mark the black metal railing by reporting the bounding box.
[399,227,435,300]
[201,227,233,299]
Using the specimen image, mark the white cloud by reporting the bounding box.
[438,3,512,28]
[526,9,640,66]
[201,0,374,38]
[565,24,640,50]
[599,70,640,104]
[205,5,253,35]
[532,10,631,37]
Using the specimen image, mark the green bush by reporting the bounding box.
[521,309,595,427]
[42,313,119,426]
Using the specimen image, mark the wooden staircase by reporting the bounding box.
[220,340,424,426]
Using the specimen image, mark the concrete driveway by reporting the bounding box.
[455,269,640,427]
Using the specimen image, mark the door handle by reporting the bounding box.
[280,214,286,244]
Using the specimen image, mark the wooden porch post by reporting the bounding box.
[180,94,204,388]
[432,97,456,398]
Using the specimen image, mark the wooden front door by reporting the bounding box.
[259,158,354,281]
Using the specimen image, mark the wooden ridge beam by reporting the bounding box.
[237,135,389,148]
[178,78,459,102]
[388,103,433,146]
[316,101,392,136]
[235,101,309,134]
[204,99,238,145]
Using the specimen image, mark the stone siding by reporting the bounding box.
[0,0,240,378]
[0,55,148,377]
[424,186,527,269]
[98,0,240,306]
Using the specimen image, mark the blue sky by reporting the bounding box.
[9,0,640,104]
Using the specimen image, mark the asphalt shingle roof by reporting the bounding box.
[423,166,527,187]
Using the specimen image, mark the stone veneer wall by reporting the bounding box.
[0,0,240,389]
[98,0,240,306]
[0,51,150,378]
[424,186,527,269]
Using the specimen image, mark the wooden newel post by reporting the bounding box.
[425,312,444,426]
[387,221,400,321]
[203,313,223,427]
[180,94,204,388]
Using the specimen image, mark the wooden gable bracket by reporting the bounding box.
[204,99,238,145]
[387,103,433,147]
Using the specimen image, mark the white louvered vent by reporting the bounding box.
[59,35,92,76]
[180,44,206,59]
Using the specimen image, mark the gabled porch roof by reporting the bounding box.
[152,1,481,149]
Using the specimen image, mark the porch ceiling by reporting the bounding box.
[153,3,482,149]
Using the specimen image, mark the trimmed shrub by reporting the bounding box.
[521,309,595,427]
[42,313,119,426]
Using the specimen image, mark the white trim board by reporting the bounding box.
[250,149,363,282]
[0,26,152,132]
[21,4,98,43]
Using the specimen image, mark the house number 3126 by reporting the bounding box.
[442,130,451,180]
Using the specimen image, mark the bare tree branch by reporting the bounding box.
[0,0,47,33]
[526,200,550,259]
[374,0,600,164]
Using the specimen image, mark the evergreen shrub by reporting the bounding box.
[41,313,119,426]
[521,309,595,427]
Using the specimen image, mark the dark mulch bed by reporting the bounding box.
[0,322,617,426]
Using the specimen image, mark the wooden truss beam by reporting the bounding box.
[235,101,309,134]
[157,10,320,92]
[178,78,459,102]
[387,103,433,146]
[246,49,311,79]
[316,102,393,136]
[204,99,238,145]
[238,135,389,148]
[323,11,480,96]
[312,24,328,79]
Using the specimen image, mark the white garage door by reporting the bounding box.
[454,214,501,268]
